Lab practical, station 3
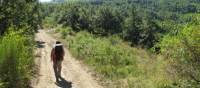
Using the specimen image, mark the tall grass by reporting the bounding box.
[0,27,34,88]
[57,28,172,88]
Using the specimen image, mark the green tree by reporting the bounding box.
[0,0,40,35]
[59,6,80,32]
[94,7,122,35]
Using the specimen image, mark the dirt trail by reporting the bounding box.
[32,30,103,88]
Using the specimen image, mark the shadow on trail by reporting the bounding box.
[35,40,45,48]
[55,77,72,88]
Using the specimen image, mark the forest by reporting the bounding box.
[0,0,200,88]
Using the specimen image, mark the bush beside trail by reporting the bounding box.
[158,25,200,88]
[0,27,34,88]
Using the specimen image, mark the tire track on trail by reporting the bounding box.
[32,30,103,88]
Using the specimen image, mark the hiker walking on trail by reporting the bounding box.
[51,41,65,82]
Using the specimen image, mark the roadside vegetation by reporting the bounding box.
[41,0,200,88]
[0,28,34,88]
[0,0,40,87]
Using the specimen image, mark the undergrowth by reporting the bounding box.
[0,27,34,88]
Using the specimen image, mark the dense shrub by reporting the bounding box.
[42,16,57,29]
[158,25,200,87]
[0,27,34,88]
[59,27,73,39]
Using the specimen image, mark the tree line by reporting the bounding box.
[41,0,200,48]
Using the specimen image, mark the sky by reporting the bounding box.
[39,0,52,2]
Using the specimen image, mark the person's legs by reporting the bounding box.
[53,62,59,82]
[57,61,62,78]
